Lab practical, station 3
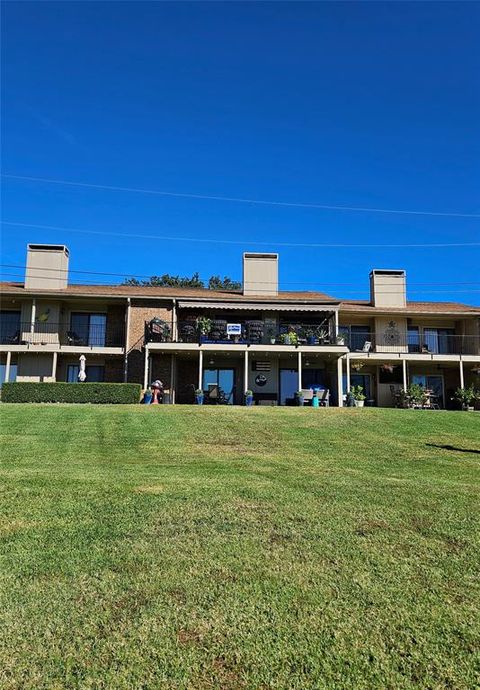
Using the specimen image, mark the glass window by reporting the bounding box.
[343,373,371,398]
[408,326,420,353]
[0,363,17,385]
[70,313,106,347]
[67,364,104,382]
[202,368,235,404]
[0,311,21,344]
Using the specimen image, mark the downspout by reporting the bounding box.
[123,297,131,382]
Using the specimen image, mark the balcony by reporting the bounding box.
[145,318,340,347]
[0,322,125,348]
[346,333,480,356]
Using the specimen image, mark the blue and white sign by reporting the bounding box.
[227,323,242,336]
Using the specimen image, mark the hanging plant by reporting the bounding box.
[351,362,364,372]
[381,364,394,374]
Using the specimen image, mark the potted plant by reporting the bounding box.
[196,316,212,343]
[266,327,276,345]
[406,383,427,408]
[452,385,478,411]
[350,385,366,407]
[316,328,328,344]
[305,328,316,346]
[244,390,254,406]
[195,388,204,405]
[296,390,305,407]
[279,329,298,346]
[336,333,346,346]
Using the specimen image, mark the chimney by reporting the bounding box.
[243,252,278,296]
[25,244,70,290]
[369,269,406,308]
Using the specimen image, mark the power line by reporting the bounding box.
[2,271,480,296]
[2,263,480,289]
[2,220,480,248]
[2,173,480,219]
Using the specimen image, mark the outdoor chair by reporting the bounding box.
[209,320,227,341]
[316,389,330,407]
[179,322,196,342]
[356,341,372,353]
[246,321,264,344]
[66,330,83,346]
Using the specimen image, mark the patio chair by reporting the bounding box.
[66,330,83,346]
[209,320,227,341]
[246,321,264,344]
[356,341,372,353]
[316,389,330,407]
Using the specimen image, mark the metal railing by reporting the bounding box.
[346,333,480,356]
[0,322,125,347]
[147,319,340,346]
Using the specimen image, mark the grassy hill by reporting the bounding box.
[0,405,479,689]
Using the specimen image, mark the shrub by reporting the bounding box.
[2,382,142,404]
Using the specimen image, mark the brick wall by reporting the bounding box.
[127,299,173,383]
[104,357,124,383]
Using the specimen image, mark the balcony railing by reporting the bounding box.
[0,322,125,348]
[145,319,340,346]
[346,333,480,356]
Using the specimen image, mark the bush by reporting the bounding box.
[1,382,142,404]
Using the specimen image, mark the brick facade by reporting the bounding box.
[127,299,173,384]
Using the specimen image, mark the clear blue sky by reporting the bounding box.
[1,1,479,303]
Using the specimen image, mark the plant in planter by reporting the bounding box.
[279,330,298,346]
[195,317,212,342]
[244,389,254,406]
[266,327,277,345]
[350,385,366,407]
[305,328,316,346]
[315,328,328,344]
[452,385,478,411]
[336,333,346,346]
[406,383,428,407]
[295,390,305,406]
[195,388,204,405]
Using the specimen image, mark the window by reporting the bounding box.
[411,375,444,407]
[339,325,371,350]
[423,328,455,354]
[67,365,105,382]
[408,326,420,353]
[202,368,235,404]
[70,313,107,347]
[0,362,17,385]
[0,311,21,345]
[343,373,371,398]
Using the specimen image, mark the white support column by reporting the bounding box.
[334,310,339,339]
[172,300,178,342]
[244,350,249,393]
[5,351,11,383]
[297,350,302,391]
[198,349,203,390]
[52,352,58,381]
[143,346,149,390]
[170,353,176,404]
[346,353,351,392]
[402,358,407,391]
[337,356,343,407]
[459,358,464,389]
[30,299,36,338]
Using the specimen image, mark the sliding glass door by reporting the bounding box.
[70,313,107,347]
[203,368,235,404]
[411,375,444,407]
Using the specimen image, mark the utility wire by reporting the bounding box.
[2,173,480,219]
[2,221,480,248]
[1,263,480,289]
[2,271,480,295]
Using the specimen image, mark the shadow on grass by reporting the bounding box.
[426,443,480,455]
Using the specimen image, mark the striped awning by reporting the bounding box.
[177,300,337,312]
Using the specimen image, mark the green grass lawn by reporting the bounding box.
[0,405,479,690]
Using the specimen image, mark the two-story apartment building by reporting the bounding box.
[1,244,479,407]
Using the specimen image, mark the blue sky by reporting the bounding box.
[1,1,479,303]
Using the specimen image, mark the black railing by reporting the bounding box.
[0,322,125,347]
[148,320,341,346]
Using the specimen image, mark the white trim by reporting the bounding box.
[5,351,11,383]
[297,350,302,391]
[459,358,464,389]
[198,349,203,390]
[337,357,343,407]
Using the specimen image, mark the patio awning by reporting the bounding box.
[177,300,337,312]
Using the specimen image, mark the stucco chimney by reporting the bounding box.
[243,252,278,296]
[25,244,70,290]
[370,269,406,308]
